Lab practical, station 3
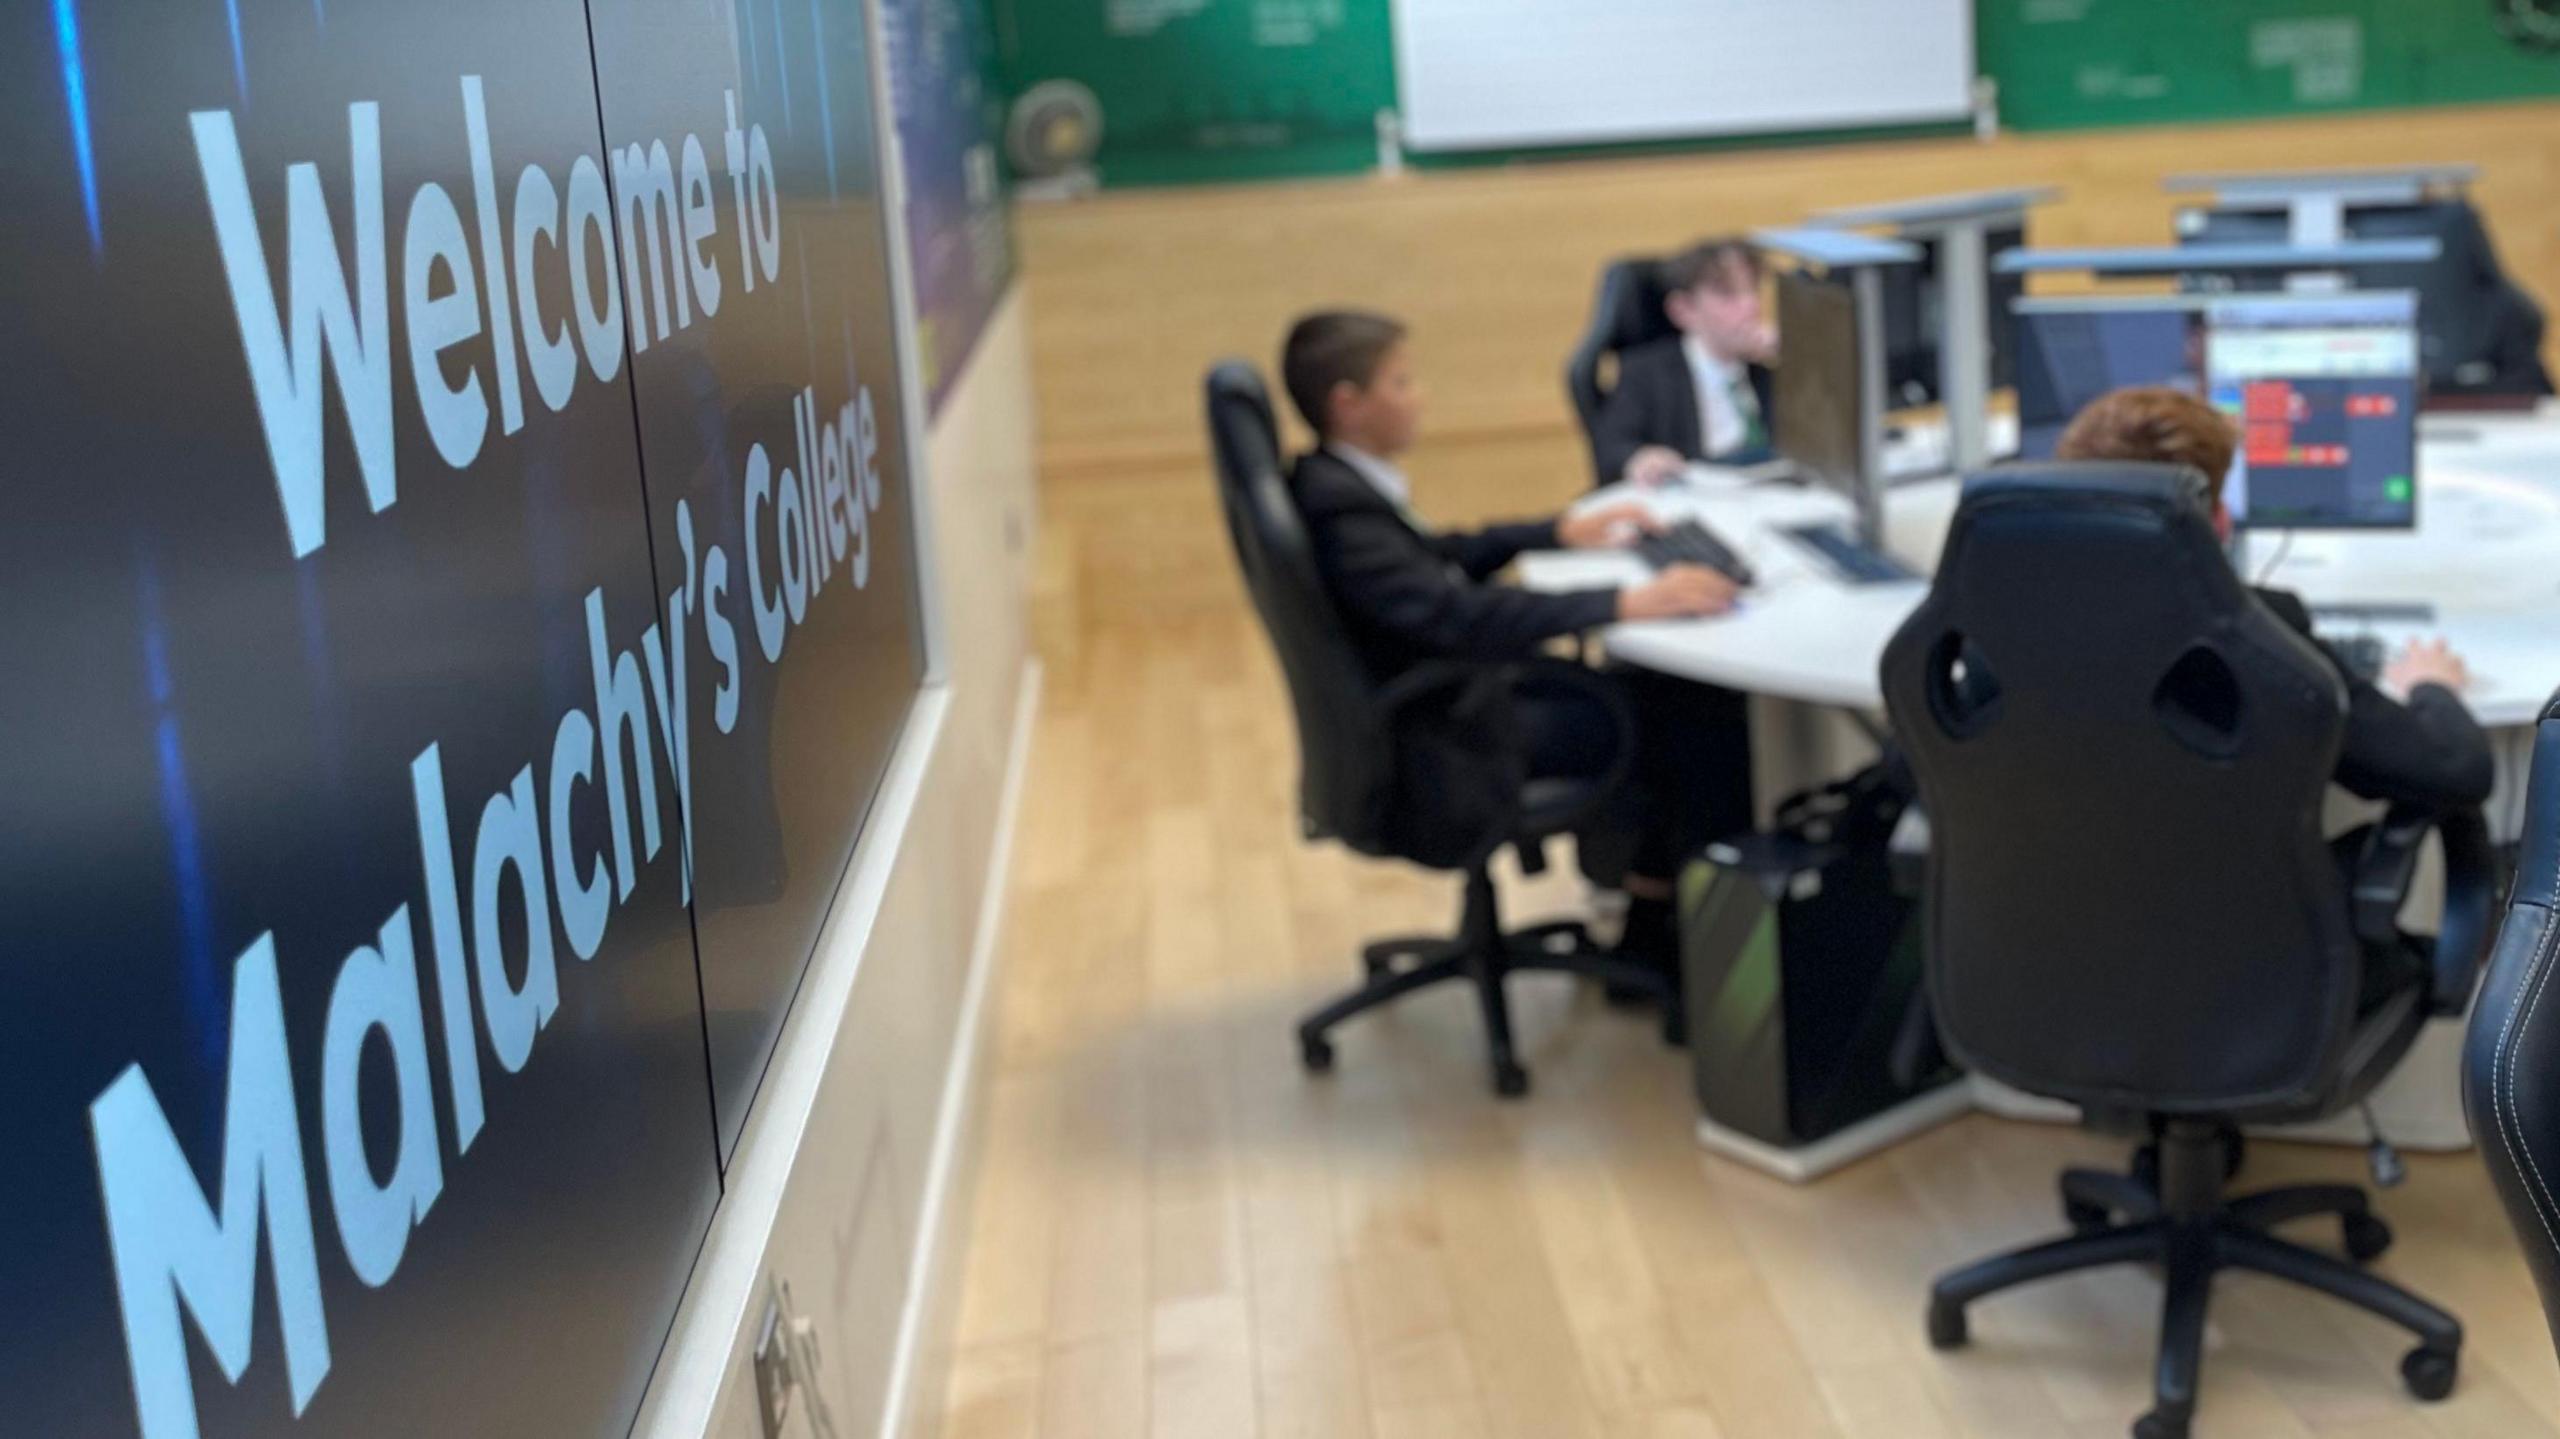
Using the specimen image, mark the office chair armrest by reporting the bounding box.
[1377,658,1634,770]
[1374,659,1523,747]
[2429,806,2498,1017]
[1374,657,1639,848]
[2351,803,2497,1017]
[1503,651,1638,771]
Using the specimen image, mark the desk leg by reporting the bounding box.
[1746,692,1886,828]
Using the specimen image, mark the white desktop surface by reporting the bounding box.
[1521,406,2560,729]
[1519,479,1933,711]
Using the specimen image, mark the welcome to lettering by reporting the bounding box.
[195,79,785,560]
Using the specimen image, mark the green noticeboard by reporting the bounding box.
[993,0,1393,186]
[1980,0,2560,130]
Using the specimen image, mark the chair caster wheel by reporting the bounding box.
[2065,1199,2111,1235]
[2132,1409,2190,1439]
[2344,1213,2394,1264]
[1300,1034,1335,1074]
[2401,1346,2458,1402]
[1493,1062,1530,1099]
[1926,1300,1968,1350]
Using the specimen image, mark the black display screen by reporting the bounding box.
[0,0,921,1433]
[589,0,924,1161]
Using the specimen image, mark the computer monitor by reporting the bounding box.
[1775,270,1867,503]
[2011,295,2207,462]
[2012,291,2421,530]
[2178,200,2543,395]
[1879,223,2027,409]
[2212,292,2421,529]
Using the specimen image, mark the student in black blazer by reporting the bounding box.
[1281,310,1754,969]
[2055,387,2494,1000]
[1593,239,1782,487]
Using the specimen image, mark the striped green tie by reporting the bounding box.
[1732,373,1767,453]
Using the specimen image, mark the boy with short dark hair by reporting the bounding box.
[1281,309,1732,675]
[1594,237,1780,487]
[1281,309,1753,972]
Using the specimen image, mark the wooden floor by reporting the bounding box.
[936,610,2560,1439]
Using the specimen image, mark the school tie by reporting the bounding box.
[1731,372,1767,454]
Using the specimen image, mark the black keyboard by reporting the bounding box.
[1783,522,1917,585]
[2327,633,2389,683]
[1635,520,1755,585]
[2311,601,2438,626]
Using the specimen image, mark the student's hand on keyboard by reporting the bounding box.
[2383,637,2471,699]
[1619,564,1739,621]
[1558,501,1662,551]
[1624,447,1690,488]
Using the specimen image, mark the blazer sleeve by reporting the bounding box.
[1592,362,1666,485]
[2335,683,2497,812]
[2260,588,2495,811]
[1328,506,1620,661]
[1430,520,1564,580]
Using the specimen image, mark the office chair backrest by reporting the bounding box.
[1881,463,2359,1114]
[2464,694,2560,1360]
[1204,361,1394,850]
[1566,257,1680,479]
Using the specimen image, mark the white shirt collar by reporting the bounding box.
[1682,336,1752,457]
[1682,334,1743,385]
[1327,442,1412,509]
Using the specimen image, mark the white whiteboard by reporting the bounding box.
[1392,0,1976,153]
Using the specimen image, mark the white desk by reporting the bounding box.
[1519,477,1934,712]
[1519,407,2560,1178]
[1522,407,2560,729]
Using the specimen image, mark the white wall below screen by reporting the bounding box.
[633,287,1039,1439]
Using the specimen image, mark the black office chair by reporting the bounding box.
[2349,201,2555,398]
[1880,463,2496,1439]
[1204,361,1676,1098]
[1564,257,1679,485]
[2465,692,2560,1363]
